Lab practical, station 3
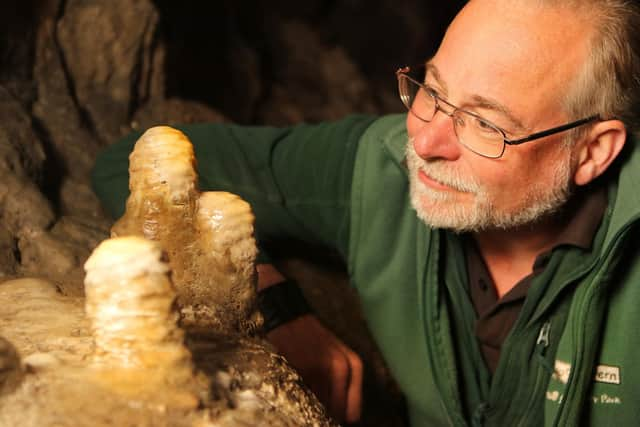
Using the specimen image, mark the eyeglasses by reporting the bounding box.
[396,65,600,159]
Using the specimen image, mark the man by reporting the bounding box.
[92,0,640,425]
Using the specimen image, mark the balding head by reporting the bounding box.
[436,0,594,133]
[460,0,640,135]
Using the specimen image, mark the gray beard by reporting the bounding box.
[405,140,574,233]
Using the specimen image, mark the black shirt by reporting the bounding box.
[464,187,607,373]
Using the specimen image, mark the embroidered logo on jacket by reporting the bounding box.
[553,360,572,384]
[552,360,621,385]
[594,365,621,385]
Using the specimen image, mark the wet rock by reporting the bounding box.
[0,226,17,279]
[0,87,45,179]
[31,9,99,180]
[17,229,81,293]
[58,177,112,225]
[0,337,23,397]
[16,216,110,297]
[56,0,159,145]
[0,278,90,364]
[50,216,108,254]
[0,239,335,426]
[0,175,55,236]
[0,87,55,236]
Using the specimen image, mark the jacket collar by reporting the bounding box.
[603,132,640,249]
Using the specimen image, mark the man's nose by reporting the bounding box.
[409,110,461,161]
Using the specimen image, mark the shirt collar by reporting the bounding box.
[546,183,608,252]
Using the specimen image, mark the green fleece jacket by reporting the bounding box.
[92,114,640,426]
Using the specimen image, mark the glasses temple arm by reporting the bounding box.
[505,115,600,145]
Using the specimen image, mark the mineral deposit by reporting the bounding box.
[0,127,334,427]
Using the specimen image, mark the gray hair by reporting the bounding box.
[561,1,640,136]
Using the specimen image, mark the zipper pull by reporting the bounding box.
[536,321,551,348]
[536,321,554,375]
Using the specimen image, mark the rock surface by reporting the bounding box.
[0,270,333,426]
[0,129,334,426]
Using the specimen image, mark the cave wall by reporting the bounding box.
[0,0,464,293]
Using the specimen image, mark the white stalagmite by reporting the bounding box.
[84,236,194,384]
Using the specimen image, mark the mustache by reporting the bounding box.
[405,140,481,194]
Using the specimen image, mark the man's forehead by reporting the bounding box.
[431,0,594,120]
[446,1,591,62]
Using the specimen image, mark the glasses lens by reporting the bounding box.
[398,71,436,122]
[397,66,507,158]
[454,111,505,158]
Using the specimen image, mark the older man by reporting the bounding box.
[93,0,640,425]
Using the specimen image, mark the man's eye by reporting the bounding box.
[424,88,436,98]
[476,119,491,129]
[473,117,500,134]
[423,85,441,97]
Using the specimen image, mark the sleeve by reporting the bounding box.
[91,115,378,258]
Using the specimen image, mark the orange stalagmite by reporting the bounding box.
[112,126,261,334]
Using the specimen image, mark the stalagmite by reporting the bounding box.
[0,126,334,426]
[84,236,197,394]
[0,236,333,426]
[112,126,261,334]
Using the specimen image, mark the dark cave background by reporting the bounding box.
[0,1,465,425]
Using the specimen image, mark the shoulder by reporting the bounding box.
[357,114,408,166]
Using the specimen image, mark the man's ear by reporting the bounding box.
[573,120,627,186]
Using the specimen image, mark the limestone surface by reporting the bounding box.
[0,126,334,426]
[0,241,334,426]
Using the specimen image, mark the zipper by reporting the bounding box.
[512,321,555,427]
[422,231,464,426]
[535,321,555,374]
[537,322,551,347]
[551,276,596,426]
